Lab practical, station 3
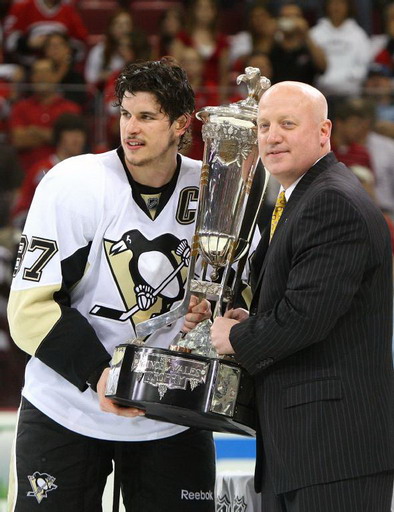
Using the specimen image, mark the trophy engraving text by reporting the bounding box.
[131,352,209,399]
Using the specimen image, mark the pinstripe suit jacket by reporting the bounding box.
[230,152,394,494]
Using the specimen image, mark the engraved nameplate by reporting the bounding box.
[131,351,209,399]
[210,364,241,417]
[106,345,126,396]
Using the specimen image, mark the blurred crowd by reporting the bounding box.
[1,0,394,407]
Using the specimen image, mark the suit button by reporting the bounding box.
[250,307,257,316]
[257,357,274,369]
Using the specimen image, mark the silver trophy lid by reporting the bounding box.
[196,67,271,125]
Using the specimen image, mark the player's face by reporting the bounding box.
[120,92,184,172]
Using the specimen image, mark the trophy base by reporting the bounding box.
[106,344,256,437]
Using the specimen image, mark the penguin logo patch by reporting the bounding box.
[90,231,190,328]
[27,471,58,503]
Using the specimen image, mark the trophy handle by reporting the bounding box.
[212,260,234,319]
[227,160,269,308]
[135,291,191,338]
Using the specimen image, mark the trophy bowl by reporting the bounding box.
[105,344,256,436]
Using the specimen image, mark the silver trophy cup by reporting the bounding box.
[105,68,271,436]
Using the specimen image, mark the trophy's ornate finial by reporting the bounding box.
[236,66,271,107]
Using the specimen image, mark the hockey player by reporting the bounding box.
[7,58,215,512]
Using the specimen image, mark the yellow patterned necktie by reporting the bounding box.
[270,191,287,241]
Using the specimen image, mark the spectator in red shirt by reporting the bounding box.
[269,1,327,86]
[12,112,88,227]
[43,31,88,108]
[172,0,230,102]
[102,31,153,150]
[371,3,394,75]
[152,5,185,60]
[349,163,394,260]
[0,63,25,142]
[177,46,220,160]
[229,2,276,66]
[9,57,81,173]
[84,8,150,89]
[331,100,374,172]
[3,0,88,66]
[229,50,273,103]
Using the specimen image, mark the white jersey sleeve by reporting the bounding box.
[8,153,112,391]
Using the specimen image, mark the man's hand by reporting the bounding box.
[183,295,211,332]
[211,308,249,355]
[97,368,145,418]
[225,307,249,322]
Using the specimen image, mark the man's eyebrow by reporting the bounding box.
[140,110,160,116]
[120,107,160,116]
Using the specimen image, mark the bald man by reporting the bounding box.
[211,82,394,511]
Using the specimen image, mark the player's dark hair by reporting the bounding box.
[114,57,195,150]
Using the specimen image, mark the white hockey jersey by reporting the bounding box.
[8,149,203,441]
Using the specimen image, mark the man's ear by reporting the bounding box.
[320,119,332,147]
[175,114,192,135]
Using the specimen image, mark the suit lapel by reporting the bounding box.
[282,151,338,215]
[251,226,270,285]
[251,152,338,300]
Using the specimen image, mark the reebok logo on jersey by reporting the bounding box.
[27,471,58,503]
[181,489,214,500]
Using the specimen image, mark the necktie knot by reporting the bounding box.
[270,191,286,241]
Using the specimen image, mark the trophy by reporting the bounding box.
[105,68,271,436]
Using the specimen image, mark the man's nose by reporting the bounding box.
[265,126,282,144]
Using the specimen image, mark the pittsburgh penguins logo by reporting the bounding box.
[27,471,58,503]
[90,230,190,328]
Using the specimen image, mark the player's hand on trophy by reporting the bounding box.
[183,295,211,332]
[97,368,145,417]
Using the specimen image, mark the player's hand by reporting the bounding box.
[183,295,211,332]
[97,368,145,418]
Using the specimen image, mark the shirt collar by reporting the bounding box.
[280,155,327,201]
